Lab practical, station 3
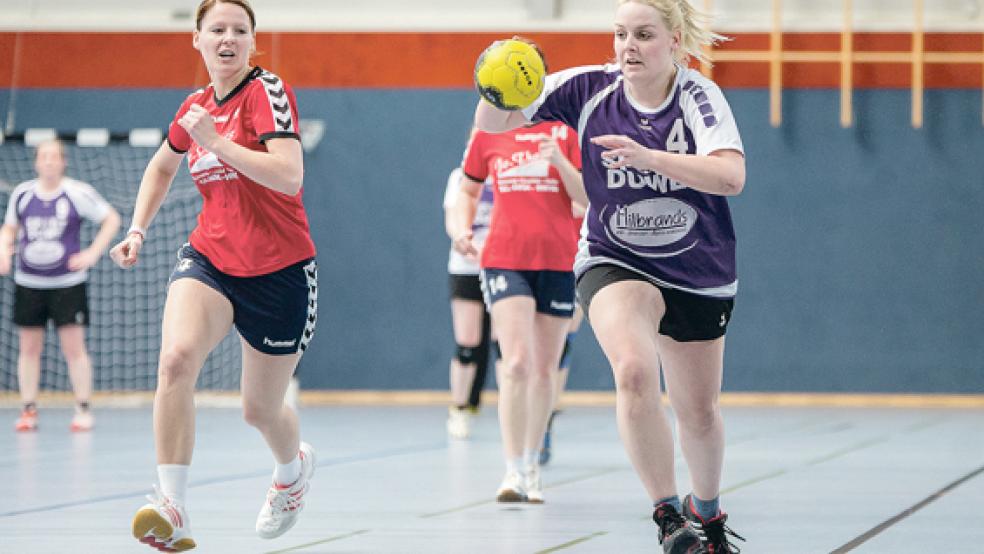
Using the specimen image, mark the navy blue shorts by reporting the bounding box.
[168,244,318,356]
[480,268,575,318]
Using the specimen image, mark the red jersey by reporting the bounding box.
[462,122,581,271]
[167,66,316,277]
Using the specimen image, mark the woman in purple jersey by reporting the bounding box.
[1,139,121,433]
[476,1,745,553]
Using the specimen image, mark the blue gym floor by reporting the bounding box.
[2,404,982,552]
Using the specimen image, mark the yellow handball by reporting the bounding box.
[474,39,546,111]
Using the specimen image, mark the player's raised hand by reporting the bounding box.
[178,104,220,151]
[590,135,654,170]
[110,233,144,269]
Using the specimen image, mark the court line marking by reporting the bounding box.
[0,442,447,518]
[718,415,947,497]
[829,462,984,553]
[419,467,625,518]
[534,531,609,553]
[264,528,370,554]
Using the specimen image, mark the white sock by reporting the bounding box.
[274,453,302,486]
[157,464,189,504]
[522,449,539,470]
[505,456,523,474]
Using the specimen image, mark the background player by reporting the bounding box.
[473,1,747,551]
[0,138,121,433]
[443,162,494,439]
[450,118,583,504]
[109,0,318,550]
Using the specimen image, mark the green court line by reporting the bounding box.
[264,529,370,554]
[718,468,789,495]
[534,531,609,553]
[638,414,952,521]
[419,467,624,519]
[830,462,984,553]
[804,436,891,466]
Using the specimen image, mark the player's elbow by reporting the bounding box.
[719,158,746,196]
[282,175,303,196]
[723,173,745,196]
[105,210,122,230]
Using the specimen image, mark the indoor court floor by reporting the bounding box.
[2,403,982,553]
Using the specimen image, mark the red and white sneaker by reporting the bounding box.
[255,442,316,539]
[132,486,196,552]
[14,408,38,432]
[70,410,94,432]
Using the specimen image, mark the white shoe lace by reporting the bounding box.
[144,485,186,530]
[263,481,304,516]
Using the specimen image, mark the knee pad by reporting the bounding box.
[456,344,478,366]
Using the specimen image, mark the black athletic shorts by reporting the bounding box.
[448,274,484,303]
[14,283,90,327]
[169,243,317,356]
[576,264,734,342]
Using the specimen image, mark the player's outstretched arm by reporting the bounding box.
[110,142,183,269]
[474,100,529,134]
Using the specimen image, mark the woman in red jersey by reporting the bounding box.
[451,119,584,505]
[110,1,317,550]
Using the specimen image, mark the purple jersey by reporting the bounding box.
[4,178,112,289]
[523,65,744,298]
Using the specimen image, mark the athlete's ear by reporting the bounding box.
[192,30,201,51]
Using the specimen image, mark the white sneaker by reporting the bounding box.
[525,465,544,504]
[495,470,527,503]
[70,410,94,432]
[132,486,196,551]
[256,442,316,539]
[446,406,472,439]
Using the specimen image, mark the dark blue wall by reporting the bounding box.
[1,88,981,393]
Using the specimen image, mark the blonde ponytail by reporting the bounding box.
[618,0,727,65]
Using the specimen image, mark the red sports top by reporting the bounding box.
[167,66,316,277]
[462,122,581,272]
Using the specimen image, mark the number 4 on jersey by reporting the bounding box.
[666,118,690,155]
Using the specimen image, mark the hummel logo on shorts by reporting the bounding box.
[263,337,297,348]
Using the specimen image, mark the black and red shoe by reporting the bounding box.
[682,494,745,553]
[652,502,707,554]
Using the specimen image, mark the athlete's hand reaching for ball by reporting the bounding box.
[178,104,221,151]
[110,232,144,269]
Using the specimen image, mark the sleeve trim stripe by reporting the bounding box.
[166,136,187,154]
[258,132,300,143]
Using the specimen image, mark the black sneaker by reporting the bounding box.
[682,494,745,553]
[652,502,707,554]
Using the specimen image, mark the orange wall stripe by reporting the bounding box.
[0,32,980,89]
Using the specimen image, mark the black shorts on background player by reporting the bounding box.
[13,283,90,327]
